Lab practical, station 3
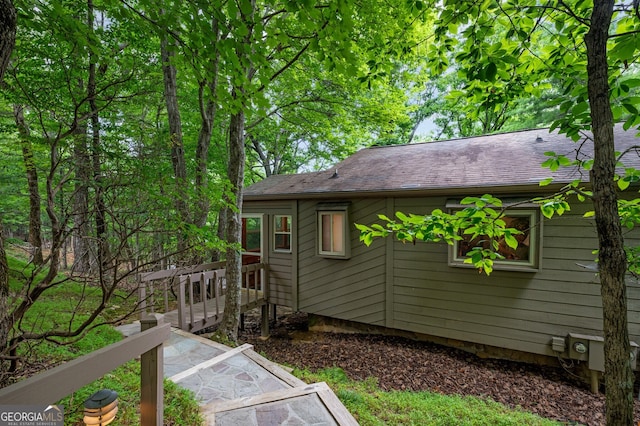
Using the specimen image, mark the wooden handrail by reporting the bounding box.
[140,262,269,334]
[0,315,169,425]
[138,261,227,317]
[139,261,226,282]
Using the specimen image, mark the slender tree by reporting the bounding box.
[0,0,15,82]
[220,108,247,341]
[216,0,429,340]
[0,0,17,365]
[586,2,633,423]
[160,31,190,259]
[0,0,167,374]
[87,0,109,277]
[217,0,255,341]
[360,1,640,422]
[13,104,43,265]
[0,218,7,374]
[426,3,640,421]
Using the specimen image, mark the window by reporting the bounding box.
[317,203,350,258]
[449,207,541,272]
[241,214,263,265]
[274,215,292,253]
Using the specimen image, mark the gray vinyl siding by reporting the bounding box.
[389,196,640,357]
[243,201,296,308]
[297,198,387,325]
[246,192,640,358]
[268,253,293,307]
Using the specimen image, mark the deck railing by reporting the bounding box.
[177,267,226,332]
[139,261,269,334]
[138,261,226,316]
[0,314,169,426]
[243,262,267,308]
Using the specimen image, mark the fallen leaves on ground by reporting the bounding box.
[238,311,640,426]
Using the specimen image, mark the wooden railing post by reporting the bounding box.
[0,323,169,407]
[138,276,147,319]
[140,314,164,426]
[177,276,187,330]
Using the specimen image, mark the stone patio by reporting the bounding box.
[117,322,358,425]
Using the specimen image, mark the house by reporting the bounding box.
[241,124,640,374]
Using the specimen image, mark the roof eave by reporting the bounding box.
[243,182,574,202]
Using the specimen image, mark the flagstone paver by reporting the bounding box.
[213,393,338,425]
[117,321,358,425]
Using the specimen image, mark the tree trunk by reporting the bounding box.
[87,0,108,278]
[217,0,255,343]
[0,222,5,291]
[62,236,68,270]
[585,2,634,424]
[160,33,189,260]
[72,123,92,274]
[250,134,275,177]
[0,221,9,363]
[211,207,227,262]
[219,110,246,342]
[194,17,220,229]
[14,104,43,266]
[0,0,16,82]
[194,92,216,228]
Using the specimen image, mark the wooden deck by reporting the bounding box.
[139,262,269,335]
[163,289,266,332]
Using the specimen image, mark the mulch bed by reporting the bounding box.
[238,310,640,426]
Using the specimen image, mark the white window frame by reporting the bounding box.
[273,215,292,253]
[448,204,542,272]
[316,203,350,259]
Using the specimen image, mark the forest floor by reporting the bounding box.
[238,309,640,426]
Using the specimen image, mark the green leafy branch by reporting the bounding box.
[355,194,524,274]
[538,148,640,274]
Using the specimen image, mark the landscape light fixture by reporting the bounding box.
[83,389,118,426]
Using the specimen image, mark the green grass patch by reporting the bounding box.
[7,253,136,363]
[295,367,561,426]
[8,253,135,330]
[5,251,203,425]
[59,361,203,426]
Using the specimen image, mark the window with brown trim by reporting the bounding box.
[241,214,263,265]
[449,208,541,272]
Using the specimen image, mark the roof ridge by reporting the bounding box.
[366,126,552,150]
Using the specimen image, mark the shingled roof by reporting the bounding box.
[244,124,640,200]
